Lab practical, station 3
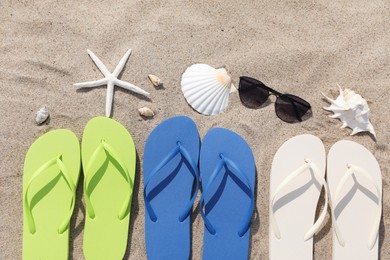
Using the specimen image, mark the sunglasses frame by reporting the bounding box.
[238,76,311,122]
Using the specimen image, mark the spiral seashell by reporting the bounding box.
[321,86,376,137]
[35,106,49,125]
[148,74,163,87]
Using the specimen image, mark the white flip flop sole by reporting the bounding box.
[269,134,327,260]
[327,140,382,260]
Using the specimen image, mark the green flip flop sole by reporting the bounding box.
[23,129,81,260]
[82,117,136,260]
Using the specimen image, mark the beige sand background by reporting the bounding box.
[1,0,389,259]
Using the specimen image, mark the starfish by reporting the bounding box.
[74,49,150,117]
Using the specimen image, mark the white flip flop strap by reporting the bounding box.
[270,159,328,241]
[331,164,382,249]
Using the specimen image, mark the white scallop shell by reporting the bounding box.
[181,64,236,116]
[321,86,376,137]
[138,107,155,118]
[35,106,49,125]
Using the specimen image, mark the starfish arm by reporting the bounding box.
[87,49,111,77]
[74,78,108,89]
[105,81,114,117]
[112,49,132,78]
[116,79,150,97]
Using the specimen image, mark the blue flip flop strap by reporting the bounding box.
[144,142,199,222]
[24,154,76,234]
[200,154,254,237]
[84,140,132,220]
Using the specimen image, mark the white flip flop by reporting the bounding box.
[269,134,328,260]
[327,140,382,260]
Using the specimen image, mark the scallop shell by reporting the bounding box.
[148,74,163,87]
[138,107,155,118]
[35,106,49,125]
[181,64,236,116]
[321,86,376,137]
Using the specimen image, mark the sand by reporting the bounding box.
[1,0,389,259]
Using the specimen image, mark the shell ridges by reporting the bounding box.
[181,64,234,116]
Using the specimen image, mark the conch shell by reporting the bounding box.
[321,86,376,137]
[35,106,49,125]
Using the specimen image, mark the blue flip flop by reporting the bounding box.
[143,116,200,259]
[200,128,256,260]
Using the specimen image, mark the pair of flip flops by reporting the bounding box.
[143,116,256,259]
[23,117,136,259]
[270,134,382,260]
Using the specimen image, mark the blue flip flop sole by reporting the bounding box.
[144,116,200,260]
[200,128,256,260]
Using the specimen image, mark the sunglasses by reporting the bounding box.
[238,76,312,123]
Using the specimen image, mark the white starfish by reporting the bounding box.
[74,49,150,117]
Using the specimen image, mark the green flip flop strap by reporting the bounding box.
[24,154,76,234]
[84,140,133,220]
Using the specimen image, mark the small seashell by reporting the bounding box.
[321,85,376,137]
[181,63,236,116]
[138,107,155,118]
[148,74,163,87]
[35,106,49,125]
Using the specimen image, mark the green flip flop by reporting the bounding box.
[23,129,81,260]
[82,117,136,260]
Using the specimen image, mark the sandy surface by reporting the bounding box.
[1,0,389,259]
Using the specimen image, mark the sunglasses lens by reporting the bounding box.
[275,94,311,123]
[239,77,269,108]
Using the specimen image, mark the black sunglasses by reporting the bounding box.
[238,76,312,123]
